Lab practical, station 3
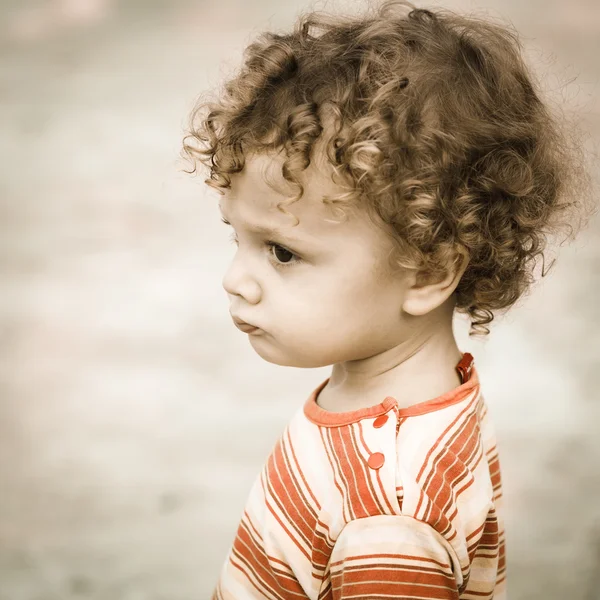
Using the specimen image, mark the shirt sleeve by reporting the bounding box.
[325,514,463,600]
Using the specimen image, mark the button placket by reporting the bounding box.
[367,409,394,470]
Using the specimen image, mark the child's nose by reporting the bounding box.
[222,256,261,305]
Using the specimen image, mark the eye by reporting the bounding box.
[266,242,298,267]
[221,217,302,269]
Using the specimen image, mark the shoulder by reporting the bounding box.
[396,388,502,588]
[397,383,493,505]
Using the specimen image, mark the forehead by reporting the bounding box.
[220,151,400,258]
[219,150,345,228]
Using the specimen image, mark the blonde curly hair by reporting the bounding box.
[182,0,597,337]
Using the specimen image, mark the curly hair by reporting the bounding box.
[182,0,597,337]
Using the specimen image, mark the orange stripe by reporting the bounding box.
[350,422,390,515]
[319,427,351,522]
[421,403,481,523]
[312,523,335,573]
[331,426,376,519]
[329,426,367,520]
[230,533,283,598]
[269,436,317,544]
[330,572,457,600]
[280,432,319,522]
[286,427,321,511]
[331,551,452,570]
[414,394,479,517]
[264,463,312,550]
[261,470,312,561]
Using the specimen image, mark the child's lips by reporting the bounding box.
[231,316,261,333]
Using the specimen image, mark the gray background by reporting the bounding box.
[1,0,599,598]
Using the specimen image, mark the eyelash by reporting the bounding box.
[220,217,303,269]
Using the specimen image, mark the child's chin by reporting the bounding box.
[249,338,290,365]
[250,340,328,369]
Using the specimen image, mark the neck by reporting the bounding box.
[320,310,464,412]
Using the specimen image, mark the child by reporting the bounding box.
[182,1,595,598]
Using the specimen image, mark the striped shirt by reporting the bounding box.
[213,353,506,599]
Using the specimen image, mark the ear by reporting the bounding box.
[401,247,470,317]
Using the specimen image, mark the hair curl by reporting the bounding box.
[182,0,598,337]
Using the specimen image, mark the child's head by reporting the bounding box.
[214,144,461,368]
[183,0,596,358]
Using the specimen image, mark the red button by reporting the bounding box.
[373,414,389,428]
[367,452,385,470]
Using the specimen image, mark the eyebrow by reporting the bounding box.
[218,205,309,245]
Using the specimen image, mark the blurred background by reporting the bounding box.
[0,0,599,598]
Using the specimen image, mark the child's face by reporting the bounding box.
[220,149,413,368]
